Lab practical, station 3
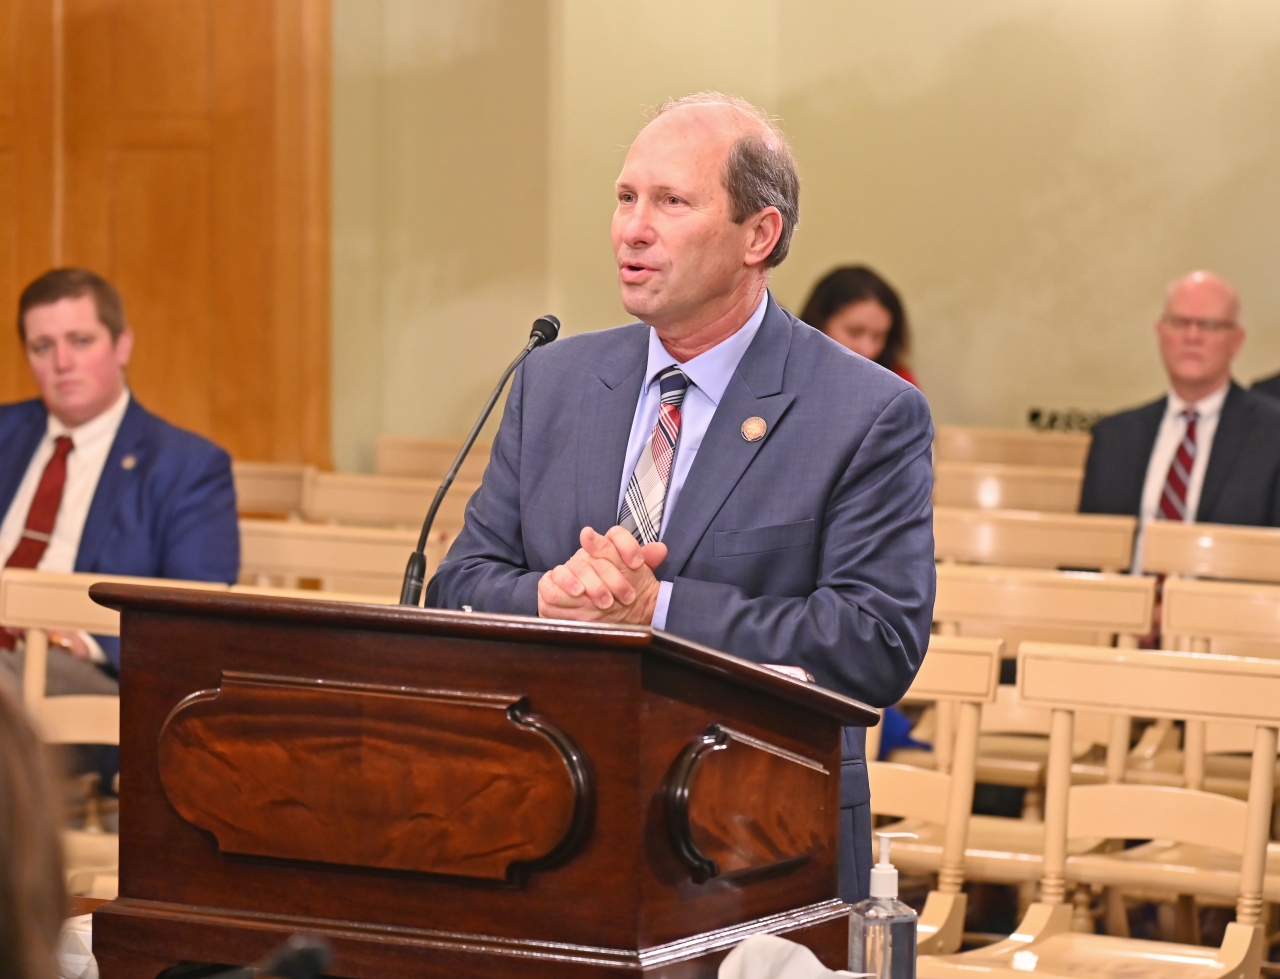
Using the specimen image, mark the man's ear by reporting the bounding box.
[113,327,135,368]
[743,207,783,268]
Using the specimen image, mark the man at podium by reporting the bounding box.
[426,92,935,903]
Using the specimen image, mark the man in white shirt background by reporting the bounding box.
[0,268,239,712]
[1080,270,1280,558]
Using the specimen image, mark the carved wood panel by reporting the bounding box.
[157,671,593,883]
[665,725,828,883]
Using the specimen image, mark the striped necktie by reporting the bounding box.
[1157,409,1198,521]
[619,367,690,545]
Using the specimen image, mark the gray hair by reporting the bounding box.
[651,92,800,268]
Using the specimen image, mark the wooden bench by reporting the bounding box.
[301,469,478,531]
[934,507,1135,572]
[231,461,311,517]
[239,518,455,599]
[934,425,1090,468]
[1143,520,1280,585]
[374,434,491,480]
[933,462,1084,512]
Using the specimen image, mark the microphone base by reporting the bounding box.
[399,552,427,607]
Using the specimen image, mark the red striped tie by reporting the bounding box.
[1,436,75,651]
[1157,410,1197,521]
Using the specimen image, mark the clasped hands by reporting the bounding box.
[537,526,666,624]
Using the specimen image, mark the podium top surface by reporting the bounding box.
[91,583,878,727]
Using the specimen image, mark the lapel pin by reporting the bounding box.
[740,416,767,442]
[121,454,137,470]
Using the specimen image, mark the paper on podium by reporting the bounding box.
[719,934,872,979]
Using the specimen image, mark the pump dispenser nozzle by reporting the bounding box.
[869,832,917,899]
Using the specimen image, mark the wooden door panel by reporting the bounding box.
[112,0,211,117]
[111,147,212,434]
[50,0,330,464]
[0,0,15,118]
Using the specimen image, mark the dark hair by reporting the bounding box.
[0,681,66,979]
[651,93,800,267]
[799,265,909,370]
[18,268,127,343]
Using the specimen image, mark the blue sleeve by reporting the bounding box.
[155,444,240,584]
[664,388,936,708]
[93,443,239,672]
[424,365,543,614]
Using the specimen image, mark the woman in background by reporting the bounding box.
[0,679,66,979]
[799,265,917,387]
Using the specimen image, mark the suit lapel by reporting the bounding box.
[0,405,47,519]
[660,299,796,578]
[1197,382,1247,521]
[576,327,648,532]
[76,399,146,572]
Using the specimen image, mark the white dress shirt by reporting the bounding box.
[1131,382,1228,572]
[0,389,131,660]
[618,293,768,629]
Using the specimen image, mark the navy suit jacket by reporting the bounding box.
[0,397,240,667]
[426,297,936,896]
[1080,383,1280,527]
[1254,371,1280,404]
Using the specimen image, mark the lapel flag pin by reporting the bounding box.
[121,454,137,470]
[740,416,767,442]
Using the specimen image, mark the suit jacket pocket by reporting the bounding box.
[714,518,815,558]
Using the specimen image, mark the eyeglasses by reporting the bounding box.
[1161,313,1238,334]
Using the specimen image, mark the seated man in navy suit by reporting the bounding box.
[427,93,935,902]
[0,268,239,696]
[1081,271,1280,542]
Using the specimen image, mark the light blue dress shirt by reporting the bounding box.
[617,292,769,629]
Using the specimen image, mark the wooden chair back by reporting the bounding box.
[1161,577,1280,788]
[935,564,1155,648]
[0,570,227,744]
[933,462,1083,512]
[934,507,1135,572]
[870,635,1001,953]
[1162,576,1280,658]
[1142,521,1280,585]
[301,470,478,530]
[231,461,311,517]
[374,435,491,480]
[1019,640,1280,927]
[239,518,455,598]
[934,426,1090,468]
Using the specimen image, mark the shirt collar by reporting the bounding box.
[1167,381,1229,421]
[642,291,769,406]
[47,388,132,446]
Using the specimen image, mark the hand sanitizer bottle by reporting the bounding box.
[849,832,918,978]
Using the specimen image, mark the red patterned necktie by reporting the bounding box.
[1,436,75,651]
[1157,409,1198,521]
[619,367,690,545]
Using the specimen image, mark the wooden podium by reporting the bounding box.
[89,585,877,978]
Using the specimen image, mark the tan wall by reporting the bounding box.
[333,1,1280,470]
[332,0,550,471]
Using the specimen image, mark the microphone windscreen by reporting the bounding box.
[530,314,560,346]
[261,935,333,979]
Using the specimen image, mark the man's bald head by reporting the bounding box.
[1165,270,1240,324]
[1156,269,1245,402]
[642,93,800,267]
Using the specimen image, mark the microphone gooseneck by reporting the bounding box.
[399,314,560,607]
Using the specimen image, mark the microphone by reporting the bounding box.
[399,314,560,606]
[207,935,333,979]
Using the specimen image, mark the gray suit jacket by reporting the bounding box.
[426,296,936,897]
